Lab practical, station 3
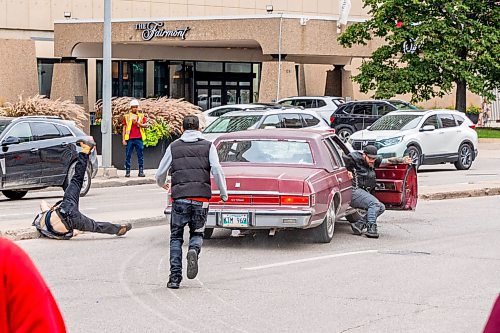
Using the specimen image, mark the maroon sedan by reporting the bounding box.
[164,129,417,243]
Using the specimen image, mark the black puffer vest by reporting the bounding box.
[348,151,378,191]
[170,138,212,200]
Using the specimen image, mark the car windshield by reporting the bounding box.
[203,115,262,134]
[390,101,419,110]
[218,140,314,165]
[369,114,423,131]
[0,121,10,135]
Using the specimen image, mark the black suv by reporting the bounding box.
[330,99,418,142]
[0,116,98,200]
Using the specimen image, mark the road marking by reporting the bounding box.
[243,250,378,271]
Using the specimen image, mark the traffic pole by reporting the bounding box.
[101,0,112,168]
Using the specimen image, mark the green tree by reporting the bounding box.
[338,0,500,112]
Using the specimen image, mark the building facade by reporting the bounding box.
[0,0,481,123]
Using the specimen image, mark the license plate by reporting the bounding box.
[222,213,249,227]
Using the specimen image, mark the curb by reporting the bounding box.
[0,215,166,241]
[91,177,155,188]
[419,187,500,200]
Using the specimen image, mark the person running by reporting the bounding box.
[33,139,132,240]
[0,237,66,332]
[155,115,228,289]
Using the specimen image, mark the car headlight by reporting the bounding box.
[347,137,354,145]
[376,136,403,148]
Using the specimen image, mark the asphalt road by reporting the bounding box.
[18,196,500,333]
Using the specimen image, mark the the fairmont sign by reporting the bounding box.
[135,22,190,41]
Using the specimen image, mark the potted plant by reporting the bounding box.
[465,105,481,124]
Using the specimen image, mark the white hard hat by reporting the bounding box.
[130,99,139,107]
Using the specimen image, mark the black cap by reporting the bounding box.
[363,145,378,158]
[183,115,200,130]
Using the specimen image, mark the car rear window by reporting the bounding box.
[203,115,262,133]
[218,140,313,164]
[370,114,423,131]
[0,121,10,135]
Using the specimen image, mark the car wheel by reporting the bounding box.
[405,145,421,169]
[345,209,366,223]
[312,201,336,243]
[2,190,28,200]
[337,128,353,143]
[454,143,473,170]
[203,228,214,239]
[63,162,92,197]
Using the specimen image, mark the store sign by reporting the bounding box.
[135,22,190,41]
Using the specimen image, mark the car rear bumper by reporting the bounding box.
[163,207,321,229]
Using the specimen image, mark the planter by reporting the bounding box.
[466,113,479,124]
[111,134,177,170]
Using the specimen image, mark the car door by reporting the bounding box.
[323,136,352,212]
[418,114,442,157]
[333,135,418,211]
[1,122,41,188]
[30,121,73,186]
[437,113,461,155]
[351,103,373,131]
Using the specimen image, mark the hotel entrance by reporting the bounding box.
[194,62,259,110]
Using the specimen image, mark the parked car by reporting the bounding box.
[277,96,344,123]
[348,109,478,170]
[202,103,281,126]
[202,108,332,142]
[164,129,417,243]
[197,94,222,110]
[331,99,419,142]
[0,116,98,200]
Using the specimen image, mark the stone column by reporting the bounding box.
[297,64,307,96]
[146,61,155,97]
[258,60,298,103]
[342,68,354,101]
[324,65,344,97]
[51,61,90,133]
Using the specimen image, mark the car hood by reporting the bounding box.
[350,130,405,141]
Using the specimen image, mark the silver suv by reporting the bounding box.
[277,96,344,123]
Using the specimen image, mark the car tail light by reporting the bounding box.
[252,196,280,205]
[280,195,310,206]
[330,115,336,124]
[469,124,476,129]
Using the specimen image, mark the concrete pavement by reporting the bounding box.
[1,140,499,240]
[18,196,500,332]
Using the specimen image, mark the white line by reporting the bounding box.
[243,250,378,271]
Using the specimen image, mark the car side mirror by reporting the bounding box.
[366,126,371,130]
[1,136,21,146]
[420,125,435,132]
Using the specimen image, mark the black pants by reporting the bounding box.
[58,153,120,235]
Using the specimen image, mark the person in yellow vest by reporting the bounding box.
[122,99,149,177]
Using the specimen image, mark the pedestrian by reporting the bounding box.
[343,145,412,238]
[33,139,132,240]
[0,237,66,332]
[155,115,228,289]
[122,99,149,177]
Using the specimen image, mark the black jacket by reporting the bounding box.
[342,151,381,191]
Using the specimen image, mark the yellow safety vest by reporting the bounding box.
[124,112,146,141]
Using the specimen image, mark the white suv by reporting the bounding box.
[348,109,478,170]
[277,96,344,123]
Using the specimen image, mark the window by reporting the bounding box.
[6,123,32,143]
[439,114,457,128]
[280,100,294,106]
[422,115,440,129]
[259,114,281,128]
[210,107,238,117]
[323,137,341,168]
[294,99,315,109]
[97,60,146,99]
[30,122,61,140]
[376,103,394,116]
[196,62,223,72]
[203,115,262,133]
[453,114,465,126]
[56,125,73,137]
[225,63,252,73]
[370,115,423,131]
[154,61,169,97]
[218,140,313,164]
[301,114,320,127]
[281,114,304,128]
[316,100,327,108]
[352,104,373,116]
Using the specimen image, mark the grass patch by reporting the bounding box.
[476,128,500,139]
